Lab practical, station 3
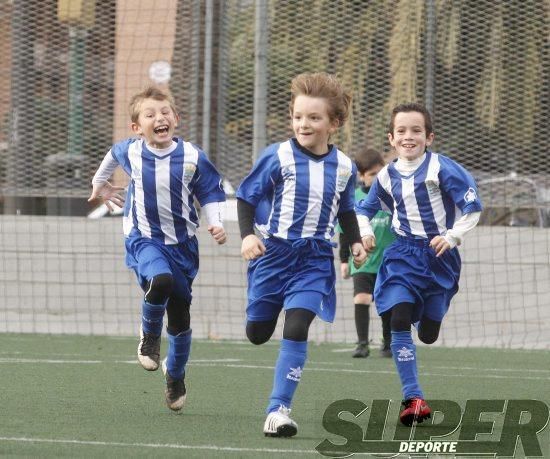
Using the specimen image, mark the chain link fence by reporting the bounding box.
[0,0,549,347]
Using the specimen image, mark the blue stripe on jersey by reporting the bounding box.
[141,152,164,241]
[443,192,456,230]
[414,166,440,237]
[389,173,412,235]
[188,171,199,226]
[169,150,189,244]
[288,154,310,239]
[316,158,338,238]
[266,158,283,236]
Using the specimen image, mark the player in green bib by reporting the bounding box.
[338,148,395,358]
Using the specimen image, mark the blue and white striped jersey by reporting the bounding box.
[237,139,356,241]
[110,137,225,245]
[356,151,482,239]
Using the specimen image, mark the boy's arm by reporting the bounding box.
[339,232,351,262]
[440,211,481,249]
[203,201,226,245]
[237,198,266,260]
[88,150,125,211]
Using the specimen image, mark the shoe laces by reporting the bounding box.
[277,405,291,416]
[141,334,158,353]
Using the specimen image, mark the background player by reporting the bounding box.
[338,147,395,358]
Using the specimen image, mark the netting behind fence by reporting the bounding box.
[0,0,549,348]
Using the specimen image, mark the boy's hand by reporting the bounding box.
[351,242,367,268]
[88,182,125,212]
[208,226,227,245]
[361,235,376,252]
[241,234,266,260]
[430,235,450,257]
[340,262,350,279]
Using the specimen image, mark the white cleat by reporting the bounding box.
[263,405,298,437]
[137,324,161,371]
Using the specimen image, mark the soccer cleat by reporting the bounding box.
[352,342,370,358]
[263,405,298,437]
[379,340,392,358]
[137,324,161,371]
[162,358,187,411]
[399,398,432,426]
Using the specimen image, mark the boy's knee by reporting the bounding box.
[246,321,275,345]
[145,273,174,305]
[418,332,438,344]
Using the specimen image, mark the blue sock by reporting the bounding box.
[390,330,423,400]
[141,300,166,336]
[166,328,192,380]
[266,339,308,414]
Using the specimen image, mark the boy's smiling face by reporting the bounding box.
[131,98,179,149]
[388,111,434,161]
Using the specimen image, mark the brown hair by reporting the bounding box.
[388,102,433,136]
[354,147,385,174]
[289,72,352,127]
[129,86,178,123]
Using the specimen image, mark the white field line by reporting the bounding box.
[0,357,549,380]
[0,436,318,455]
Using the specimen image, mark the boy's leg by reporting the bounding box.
[161,296,192,411]
[352,273,375,358]
[139,273,173,371]
[246,318,279,345]
[390,302,431,426]
[380,311,392,357]
[264,308,314,437]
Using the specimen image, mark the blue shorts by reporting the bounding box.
[124,231,199,305]
[374,236,461,323]
[246,237,336,323]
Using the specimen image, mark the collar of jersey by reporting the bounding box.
[290,138,335,161]
[388,150,431,179]
[142,137,180,159]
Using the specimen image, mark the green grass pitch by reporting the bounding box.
[0,334,548,458]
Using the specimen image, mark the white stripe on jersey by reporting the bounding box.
[301,160,324,238]
[272,142,296,239]
[128,142,152,239]
[426,153,448,235]
[325,150,353,239]
[402,176,426,237]
[154,156,178,245]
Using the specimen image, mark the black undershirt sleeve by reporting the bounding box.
[237,198,256,239]
[338,210,362,251]
[339,232,351,262]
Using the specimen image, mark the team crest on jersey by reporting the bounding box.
[336,167,351,192]
[425,180,440,196]
[464,187,477,203]
[281,165,296,182]
[183,163,197,185]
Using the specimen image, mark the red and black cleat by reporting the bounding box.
[399,398,432,426]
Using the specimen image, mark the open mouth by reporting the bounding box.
[154,125,169,135]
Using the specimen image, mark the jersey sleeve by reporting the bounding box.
[109,138,135,175]
[355,178,384,219]
[236,146,280,207]
[337,163,357,214]
[438,156,483,214]
[194,151,226,206]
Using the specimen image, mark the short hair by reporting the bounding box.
[388,102,433,135]
[129,86,178,124]
[289,72,352,127]
[354,147,385,174]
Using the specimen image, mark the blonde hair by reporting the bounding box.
[289,72,352,127]
[129,86,178,123]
